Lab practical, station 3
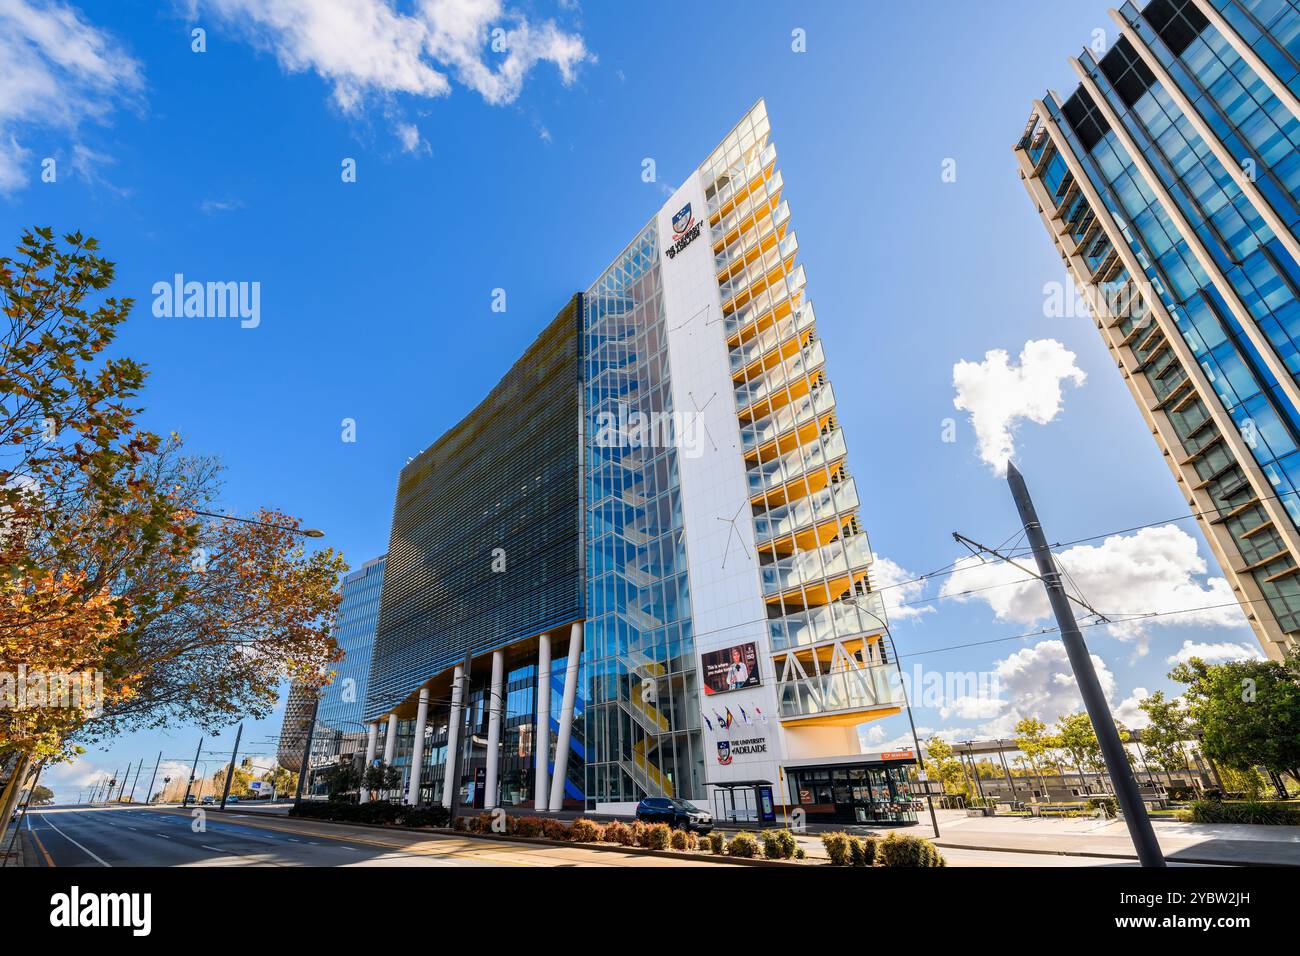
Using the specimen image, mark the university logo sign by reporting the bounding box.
[665,200,704,260]
[716,741,732,765]
[671,202,694,238]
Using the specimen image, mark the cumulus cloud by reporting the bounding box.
[952,338,1086,475]
[0,0,141,193]
[191,0,590,147]
[938,524,1248,654]
[1166,640,1263,665]
[979,639,1117,736]
[871,555,934,622]
[1113,686,1151,730]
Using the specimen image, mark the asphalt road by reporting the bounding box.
[20,805,733,867]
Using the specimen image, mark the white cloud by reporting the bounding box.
[394,121,422,153]
[1167,640,1263,665]
[1114,686,1150,730]
[871,555,935,622]
[193,0,590,147]
[938,524,1248,654]
[939,695,1006,721]
[0,0,141,193]
[952,338,1086,475]
[979,639,1117,736]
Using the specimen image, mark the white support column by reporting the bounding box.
[534,633,552,811]
[406,688,430,805]
[360,721,379,804]
[484,650,505,810]
[442,664,465,809]
[548,621,583,812]
[381,713,398,800]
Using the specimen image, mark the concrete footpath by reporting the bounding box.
[928,809,1300,865]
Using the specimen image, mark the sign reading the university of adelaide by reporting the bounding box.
[664,201,703,260]
[717,736,768,765]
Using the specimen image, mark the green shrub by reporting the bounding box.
[641,823,669,850]
[794,846,807,860]
[1086,797,1117,819]
[602,820,633,845]
[669,829,690,851]
[760,828,798,860]
[707,831,726,855]
[1183,799,1300,826]
[820,832,851,866]
[727,832,760,858]
[570,818,604,842]
[878,832,945,867]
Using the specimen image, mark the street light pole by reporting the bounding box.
[1006,463,1165,867]
[182,737,203,807]
[294,695,321,805]
[220,723,244,809]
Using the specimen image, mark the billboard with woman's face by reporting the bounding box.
[700,642,761,695]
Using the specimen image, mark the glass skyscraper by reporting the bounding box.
[1016,0,1300,662]
[358,101,914,825]
[277,555,386,777]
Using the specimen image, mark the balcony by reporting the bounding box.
[747,425,844,498]
[776,661,903,725]
[718,233,799,307]
[706,141,778,217]
[715,201,791,276]
[734,339,825,414]
[741,382,835,457]
[760,532,872,599]
[729,299,814,376]
[753,472,858,547]
[768,591,889,652]
[713,170,784,244]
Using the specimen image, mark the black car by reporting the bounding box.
[635,797,713,832]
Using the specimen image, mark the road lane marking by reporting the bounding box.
[27,816,55,867]
[155,833,170,839]
[38,813,111,867]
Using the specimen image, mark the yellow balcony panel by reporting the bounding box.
[733,325,814,385]
[726,291,800,348]
[760,514,856,558]
[780,706,902,728]
[744,412,833,466]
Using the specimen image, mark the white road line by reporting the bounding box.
[200,845,224,853]
[38,813,111,867]
[155,833,170,839]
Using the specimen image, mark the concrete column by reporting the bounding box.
[534,633,552,810]
[441,664,465,809]
[484,650,505,810]
[549,621,584,812]
[381,713,398,800]
[360,721,379,804]
[406,688,430,805]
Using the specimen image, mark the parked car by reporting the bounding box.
[635,797,713,833]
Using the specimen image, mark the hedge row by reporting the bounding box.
[456,815,806,859]
[821,831,946,867]
[288,800,450,828]
[1177,799,1300,826]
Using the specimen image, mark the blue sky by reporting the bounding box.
[2,0,1265,799]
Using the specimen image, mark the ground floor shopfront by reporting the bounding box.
[784,757,920,825]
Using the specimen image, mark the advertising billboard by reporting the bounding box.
[700,642,760,695]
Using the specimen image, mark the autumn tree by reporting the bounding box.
[922,736,969,799]
[1,228,346,768]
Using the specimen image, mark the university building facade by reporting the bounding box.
[311,101,916,824]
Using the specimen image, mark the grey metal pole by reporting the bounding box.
[996,739,1019,802]
[182,737,203,807]
[294,695,320,805]
[1006,463,1165,867]
[126,758,143,804]
[143,752,162,805]
[221,723,244,809]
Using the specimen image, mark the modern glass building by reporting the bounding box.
[362,100,915,824]
[1016,0,1300,662]
[276,555,386,776]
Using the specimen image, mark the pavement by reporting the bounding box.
[926,809,1300,865]
[18,804,740,867]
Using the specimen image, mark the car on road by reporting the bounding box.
[635,797,713,832]
[200,795,215,805]
[227,795,239,803]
